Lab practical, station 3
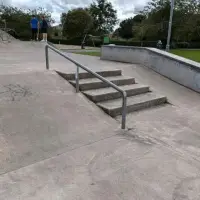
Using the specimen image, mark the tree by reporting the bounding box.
[131,14,146,38]
[118,18,134,39]
[0,5,54,39]
[60,13,67,26]
[118,15,145,39]
[136,0,200,42]
[112,28,120,38]
[133,14,146,24]
[61,8,93,38]
[89,0,118,35]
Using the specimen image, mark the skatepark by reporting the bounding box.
[0,39,200,199]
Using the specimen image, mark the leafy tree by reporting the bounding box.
[132,14,146,24]
[0,5,54,39]
[136,0,200,42]
[89,0,118,35]
[61,8,93,38]
[118,18,134,39]
[112,28,119,38]
[60,13,67,26]
[118,15,145,39]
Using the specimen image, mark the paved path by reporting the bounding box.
[54,44,100,51]
[0,41,200,199]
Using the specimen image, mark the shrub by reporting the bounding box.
[48,37,103,47]
[49,37,159,47]
[176,42,190,48]
[48,37,200,49]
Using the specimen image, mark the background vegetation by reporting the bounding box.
[1,0,200,48]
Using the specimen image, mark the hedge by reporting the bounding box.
[10,33,200,49]
[48,37,102,47]
[110,40,157,47]
[175,42,200,49]
[48,37,159,48]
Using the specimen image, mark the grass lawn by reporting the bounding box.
[170,49,200,62]
[73,51,101,57]
[73,49,200,63]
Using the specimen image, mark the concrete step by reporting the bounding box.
[83,84,150,102]
[69,76,135,91]
[97,93,167,117]
[56,69,122,80]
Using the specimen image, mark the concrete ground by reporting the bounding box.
[0,41,200,200]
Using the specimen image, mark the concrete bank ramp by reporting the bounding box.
[1,42,200,199]
[0,71,118,175]
[0,71,200,200]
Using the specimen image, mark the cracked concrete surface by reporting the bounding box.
[0,41,200,200]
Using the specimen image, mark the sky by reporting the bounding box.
[1,0,148,25]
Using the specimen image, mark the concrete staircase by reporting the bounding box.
[57,69,167,117]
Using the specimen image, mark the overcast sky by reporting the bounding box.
[1,0,148,24]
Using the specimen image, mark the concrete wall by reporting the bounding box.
[101,45,200,93]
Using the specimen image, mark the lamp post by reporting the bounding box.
[166,0,175,52]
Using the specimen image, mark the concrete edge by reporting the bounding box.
[102,45,200,73]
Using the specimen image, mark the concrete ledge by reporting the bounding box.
[101,45,200,93]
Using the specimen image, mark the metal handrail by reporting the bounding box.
[45,44,127,129]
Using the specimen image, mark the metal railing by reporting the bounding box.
[0,19,9,42]
[45,44,127,129]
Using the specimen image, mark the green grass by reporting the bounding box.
[73,51,101,57]
[170,49,200,62]
[74,49,200,63]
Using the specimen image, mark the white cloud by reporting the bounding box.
[1,0,148,24]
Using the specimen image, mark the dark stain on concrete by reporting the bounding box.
[0,84,32,101]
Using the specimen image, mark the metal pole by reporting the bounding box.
[166,0,175,52]
[81,34,87,49]
[121,92,127,129]
[4,20,9,42]
[76,65,79,93]
[45,46,49,70]
[45,44,127,129]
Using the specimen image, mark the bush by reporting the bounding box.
[17,30,31,40]
[49,37,103,47]
[109,40,157,47]
[7,29,31,41]
[48,37,200,49]
[175,42,190,48]
[170,42,200,49]
[54,32,59,37]
[49,37,158,47]
[184,42,200,49]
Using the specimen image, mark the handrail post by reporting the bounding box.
[76,65,79,93]
[45,45,49,70]
[121,91,127,129]
[45,44,127,129]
